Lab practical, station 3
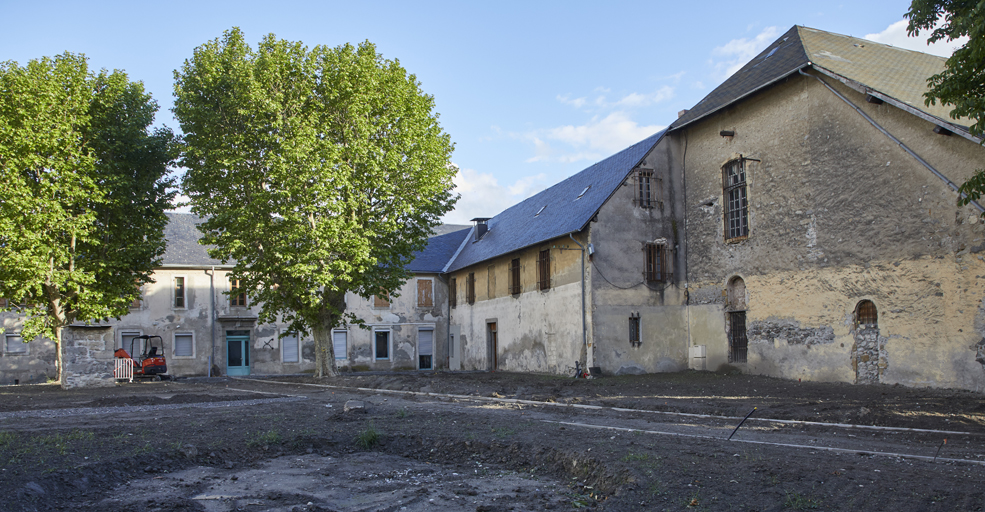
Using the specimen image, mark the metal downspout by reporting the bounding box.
[568,233,590,371]
[799,68,985,214]
[205,267,216,377]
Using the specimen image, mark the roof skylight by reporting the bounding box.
[535,205,547,216]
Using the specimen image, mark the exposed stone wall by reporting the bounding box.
[61,327,115,389]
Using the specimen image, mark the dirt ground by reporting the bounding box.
[2,370,985,511]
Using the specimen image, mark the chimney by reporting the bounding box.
[471,217,491,242]
[677,109,689,118]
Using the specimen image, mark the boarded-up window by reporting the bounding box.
[644,243,670,282]
[487,265,496,299]
[537,250,551,290]
[417,279,433,307]
[5,334,27,354]
[130,282,143,309]
[174,277,185,308]
[509,258,521,295]
[466,273,476,304]
[418,329,433,370]
[449,278,457,308]
[723,159,749,241]
[230,279,246,307]
[282,332,299,362]
[333,330,347,360]
[174,333,194,357]
[856,300,878,328]
[374,293,390,308]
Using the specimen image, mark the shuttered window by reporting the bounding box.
[509,258,521,295]
[5,334,27,354]
[418,329,433,370]
[333,330,347,360]
[644,243,671,282]
[537,250,551,290]
[282,332,299,363]
[374,293,390,308]
[449,278,457,308]
[466,273,476,304]
[174,333,194,357]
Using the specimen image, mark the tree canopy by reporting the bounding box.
[907,0,985,207]
[174,28,457,377]
[0,53,177,373]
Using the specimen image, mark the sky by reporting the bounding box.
[0,1,965,224]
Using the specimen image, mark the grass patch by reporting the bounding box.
[490,426,516,438]
[784,491,821,510]
[246,429,282,449]
[356,424,381,449]
[620,452,649,462]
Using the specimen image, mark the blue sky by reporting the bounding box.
[0,1,962,224]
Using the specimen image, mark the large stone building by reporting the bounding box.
[4,26,985,391]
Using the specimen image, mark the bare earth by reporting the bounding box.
[1,370,984,511]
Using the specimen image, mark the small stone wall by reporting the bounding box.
[61,326,116,389]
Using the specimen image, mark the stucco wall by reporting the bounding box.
[679,72,985,390]
[0,313,57,385]
[589,134,690,375]
[449,235,587,374]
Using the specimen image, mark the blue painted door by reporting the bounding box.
[226,330,251,376]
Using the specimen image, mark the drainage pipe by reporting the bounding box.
[205,267,216,377]
[568,233,590,371]
[799,68,985,213]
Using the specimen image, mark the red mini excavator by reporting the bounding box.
[114,335,169,381]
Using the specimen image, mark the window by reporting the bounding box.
[417,279,433,307]
[230,279,246,307]
[537,250,551,290]
[374,330,390,360]
[418,328,433,370]
[509,258,521,295]
[723,159,749,241]
[449,277,457,309]
[633,168,661,209]
[487,265,496,299]
[333,330,347,360]
[729,311,748,363]
[644,243,670,282]
[174,333,194,358]
[173,276,186,308]
[120,330,143,356]
[282,332,299,363]
[374,292,390,308]
[130,282,143,309]
[4,334,27,355]
[466,272,476,304]
[0,298,7,308]
[629,314,641,348]
[856,300,878,329]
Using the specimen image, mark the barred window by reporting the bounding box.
[644,243,670,282]
[466,272,476,305]
[537,250,551,291]
[509,258,521,295]
[723,159,749,241]
[856,300,878,328]
[633,168,662,209]
[729,311,748,363]
[629,314,641,347]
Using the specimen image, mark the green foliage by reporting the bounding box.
[173,28,456,377]
[356,424,381,449]
[246,429,282,448]
[0,53,176,346]
[907,1,985,210]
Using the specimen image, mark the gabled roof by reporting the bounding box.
[162,213,226,267]
[406,227,471,273]
[672,26,970,134]
[445,130,666,272]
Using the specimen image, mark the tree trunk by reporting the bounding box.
[312,320,338,378]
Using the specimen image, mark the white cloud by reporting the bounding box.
[711,26,782,78]
[442,167,548,224]
[864,19,968,57]
[168,194,192,213]
[556,94,587,108]
[557,86,675,110]
[522,112,666,164]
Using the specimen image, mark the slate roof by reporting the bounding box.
[445,130,666,273]
[672,26,969,133]
[407,227,471,273]
[162,212,470,272]
[162,213,226,267]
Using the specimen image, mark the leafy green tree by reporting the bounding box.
[0,53,176,381]
[907,0,985,207]
[174,29,456,377]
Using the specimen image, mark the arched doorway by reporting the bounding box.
[853,300,881,384]
[726,277,748,363]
